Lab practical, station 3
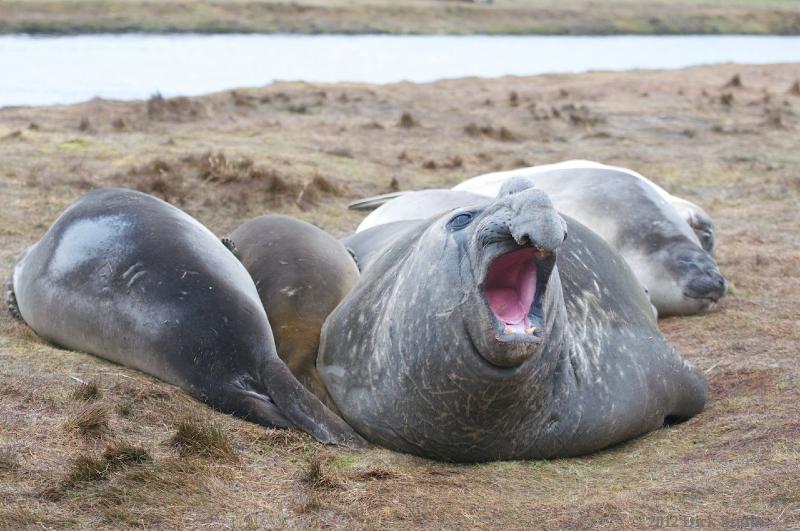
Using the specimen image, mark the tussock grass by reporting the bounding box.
[302,451,343,490]
[103,442,151,466]
[70,380,101,401]
[0,508,39,528]
[170,418,236,459]
[0,447,18,472]
[45,442,152,501]
[63,455,111,485]
[463,122,520,141]
[398,112,418,129]
[63,402,109,437]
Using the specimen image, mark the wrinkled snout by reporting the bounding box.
[484,178,567,253]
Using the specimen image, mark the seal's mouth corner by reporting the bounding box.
[483,246,553,344]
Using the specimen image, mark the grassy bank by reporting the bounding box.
[1,64,799,527]
[0,0,799,35]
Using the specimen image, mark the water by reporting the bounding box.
[1,34,799,107]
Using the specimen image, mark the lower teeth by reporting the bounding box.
[503,325,537,335]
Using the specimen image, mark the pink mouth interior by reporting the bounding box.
[485,248,538,330]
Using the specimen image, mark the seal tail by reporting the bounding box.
[6,273,22,321]
[347,191,408,211]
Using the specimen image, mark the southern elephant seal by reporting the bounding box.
[353,166,726,316]
[325,179,707,462]
[7,188,360,446]
[454,160,717,252]
[227,214,359,411]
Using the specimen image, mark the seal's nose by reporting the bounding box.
[477,177,567,253]
[507,197,567,253]
[500,181,567,253]
[685,268,727,302]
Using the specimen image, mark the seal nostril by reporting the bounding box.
[515,233,532,246]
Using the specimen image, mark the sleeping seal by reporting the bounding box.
[227,215,359,411]
[354,165,726,316]
[324,178,706,462]
[455,160,717,252]
[8,188,360,446]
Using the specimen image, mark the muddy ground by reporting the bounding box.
[0,63,799,528]
[1,0,799,35]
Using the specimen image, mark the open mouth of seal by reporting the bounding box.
[483,247,552,344]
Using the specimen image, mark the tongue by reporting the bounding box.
[485,248,538,325]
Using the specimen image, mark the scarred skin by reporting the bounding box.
[228,214,359,413]
[9,188,361,447]
[327,179,706,462]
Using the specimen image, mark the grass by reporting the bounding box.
[63,402,109,438]
[0,63,798,527]
[70,380,101,401]
[169,418,236,459]
[0,0,798,35]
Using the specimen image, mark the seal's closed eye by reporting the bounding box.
[447,212,474,230]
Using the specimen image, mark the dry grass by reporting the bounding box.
[0,63,798,527]
[0,0,799,34]
[0,446,18,472]
[170,418,236,460]
[70,380,101,401]
[63,402,109,438]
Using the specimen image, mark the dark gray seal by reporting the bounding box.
[228,214,359,411]
[8,188,360,446]
[326,179,706,462]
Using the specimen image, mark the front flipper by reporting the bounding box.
[221,237,242,261]
[218,359,364,448]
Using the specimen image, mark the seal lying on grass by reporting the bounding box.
[7,188,360,447]
[454,160,718,252]
[227,214,359,412]
[353,163,726,316]
[327,178,706,462]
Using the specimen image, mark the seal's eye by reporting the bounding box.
[447,212,474,230]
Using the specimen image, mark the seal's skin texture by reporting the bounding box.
[328,181,706,462]
[11,188,360,447]
[229,214,359,412]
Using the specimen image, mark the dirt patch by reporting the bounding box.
[709,368,779,399]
